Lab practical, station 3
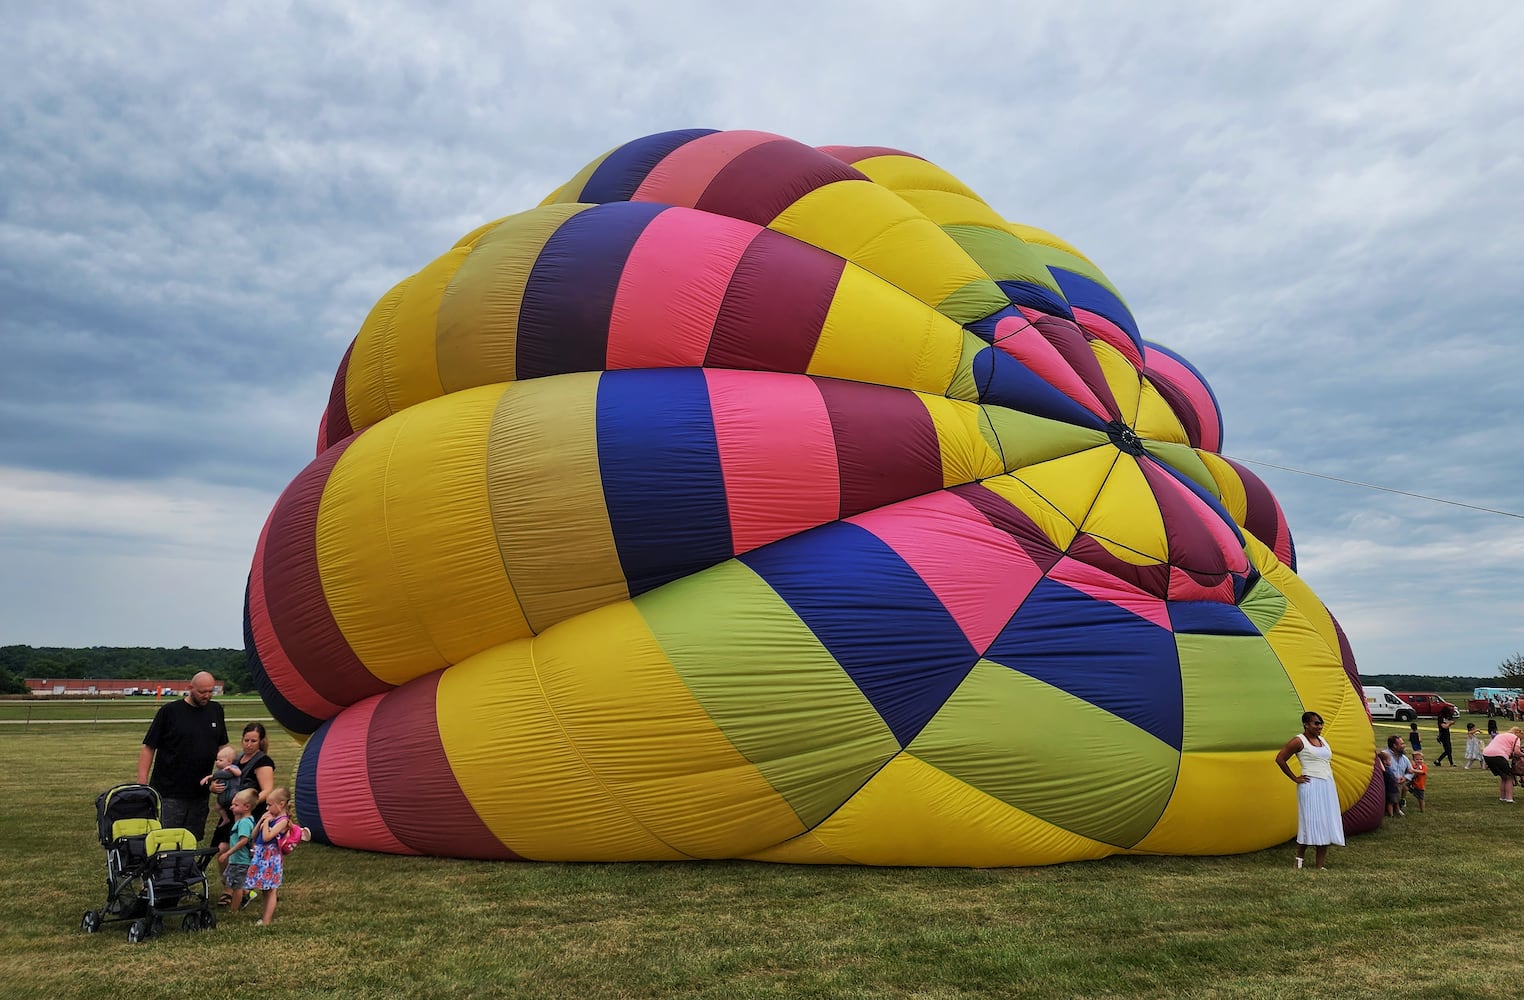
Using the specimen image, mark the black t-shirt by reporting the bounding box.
[143,698,228,798]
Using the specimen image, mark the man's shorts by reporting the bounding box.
[159,796,211,844]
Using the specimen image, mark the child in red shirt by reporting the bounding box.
[1409,751,1429,812]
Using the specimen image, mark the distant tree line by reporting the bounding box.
[2,645,1518,700]
[1361,675,1496,692]
[0,645,251,696]
[1359,656,1524,693]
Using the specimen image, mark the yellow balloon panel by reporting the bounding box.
[803,754,1116,867]
[809,262,965,395]
[437,640,686,862]
[485,372,629,633]
[531,601,808,859]
[320,385,527,686]
[770,180,1005,324]
[1130,751,1295,855]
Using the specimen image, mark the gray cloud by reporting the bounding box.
[2,1,1521,674]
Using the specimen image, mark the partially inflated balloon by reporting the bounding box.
[247,129,1380,864]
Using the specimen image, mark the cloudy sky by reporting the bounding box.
[3,1,1520,680]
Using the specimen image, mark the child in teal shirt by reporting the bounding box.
[216,789,259,912]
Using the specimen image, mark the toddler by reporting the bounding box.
[216,789,258,912]
[1408,751,1428,812]
[1465,723,1484,768]
[245,786,293,925]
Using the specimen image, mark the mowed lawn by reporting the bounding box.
[2,709,1521,999]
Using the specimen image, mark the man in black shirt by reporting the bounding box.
[137,671,229,843]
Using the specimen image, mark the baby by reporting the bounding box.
[201,746,244,828]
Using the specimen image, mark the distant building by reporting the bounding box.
[23,678,225,697]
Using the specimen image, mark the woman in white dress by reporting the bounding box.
[1275,711,1344,870]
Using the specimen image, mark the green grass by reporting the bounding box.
[0,696,268,725]
[2,720,1522,999]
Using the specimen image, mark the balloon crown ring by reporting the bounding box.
[1106,420,1147,456]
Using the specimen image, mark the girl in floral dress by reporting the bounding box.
[245,786,292,925]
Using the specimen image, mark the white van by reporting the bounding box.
[1362,686,1417,722]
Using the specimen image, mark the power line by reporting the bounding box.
[1222,455,1524,521]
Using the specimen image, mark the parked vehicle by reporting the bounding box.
[1362,686,1417,722]
[1467,687,1523,714]
[1393,692,1460,717]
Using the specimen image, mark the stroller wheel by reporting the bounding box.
[200,909,217,930]
[181,913,202,933]
[127,918,147,943]
[81,910,101,934]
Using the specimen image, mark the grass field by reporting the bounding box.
[0,696,271,725]
[2,706,1522,999]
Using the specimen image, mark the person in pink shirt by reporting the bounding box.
[1481,726,1523,803]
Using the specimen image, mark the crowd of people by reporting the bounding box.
[1277,705,1524,870]
[137,671,307,926]
[1486,695,1522,721]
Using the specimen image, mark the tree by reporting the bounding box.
[0,645,249,690]
[1498,653,1524,686]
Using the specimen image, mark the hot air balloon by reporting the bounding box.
[246,129,1381,864]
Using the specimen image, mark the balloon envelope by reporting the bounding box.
[247,129,1379,865]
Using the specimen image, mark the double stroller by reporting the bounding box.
[81,784,216,941]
